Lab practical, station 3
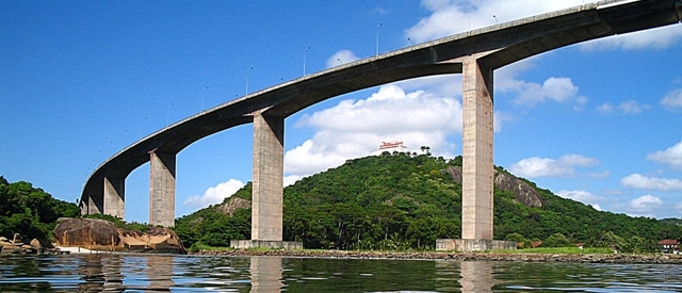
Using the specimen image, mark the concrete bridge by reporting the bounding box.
[81,0,681,249]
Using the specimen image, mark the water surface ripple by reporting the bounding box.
[0,254,680,292]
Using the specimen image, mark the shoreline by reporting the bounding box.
[189,249,682,264]
[49,246,682,264]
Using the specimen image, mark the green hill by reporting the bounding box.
[174,153,682,252]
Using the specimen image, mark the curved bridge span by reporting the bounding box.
[81,0,681,248]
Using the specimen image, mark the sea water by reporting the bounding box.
[0,253,681,292]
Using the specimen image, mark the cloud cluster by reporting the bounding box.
[405,0,586,43]
[620,174,682,191]
[646,140,682,169]
[661,89,682,111]
[505,77,586,108]
[509,154,599,178]
[284,84,462,179]
[597,100,652,115]
[182,179,245,209]
[556,189,602,211]
[628,195,664,214]
[326,50,360,68]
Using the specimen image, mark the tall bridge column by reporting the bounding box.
[103,177,125,219]
[149,149,176,227]
[251,112,284,241]
[461,55,494,241]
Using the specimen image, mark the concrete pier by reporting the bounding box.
[103,177,125,219]
[460,56,494,241]
[251,112,284,241]
[86,194,102,215]
[149,150,176,227]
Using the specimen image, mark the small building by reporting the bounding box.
[373,141,409,155]
[658,239,680,254]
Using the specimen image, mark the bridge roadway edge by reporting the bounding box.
[78,0,681,250]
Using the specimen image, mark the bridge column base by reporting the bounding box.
[230,240,303,250]
[436,239,516,252]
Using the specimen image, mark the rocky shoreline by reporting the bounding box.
[0,235,67,255]
[190,249,682,264]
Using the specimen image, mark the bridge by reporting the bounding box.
[80,0,681,250]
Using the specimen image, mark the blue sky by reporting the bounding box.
[2,1,682,224]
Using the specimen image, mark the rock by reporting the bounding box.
[217,197,251,216]
[12,233,22,244]
[0,243,20,254]
[442,166,543,208]
[54,217,120,247]
[53,218,186,254]
[30,238,42,250]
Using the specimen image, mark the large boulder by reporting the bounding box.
[53,218,186,254]
[53,218,120,247]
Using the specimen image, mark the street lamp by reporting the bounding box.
[376,22,383,57]
[303,46,311,76]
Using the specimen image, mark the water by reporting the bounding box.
[0,254,681,292]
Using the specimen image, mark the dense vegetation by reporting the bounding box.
[174,153,682,252]
[0,176,80,241]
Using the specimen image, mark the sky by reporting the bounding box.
[2,0,682,224]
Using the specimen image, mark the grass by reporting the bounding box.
[491,246,615,254]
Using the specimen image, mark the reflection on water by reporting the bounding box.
[459,261,493,293]
[250,256,282,293]
[147,255,175,290]
[1,254,682,292]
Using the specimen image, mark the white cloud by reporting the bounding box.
[405,0,682,51]
[556,189,602,210]
[646,140,682,169]
[621,173,682,191]
[629,195,663,213]
[617,100,651,114]
[284,83,461,179]
[326,50,360,68]
[405,0,585,43]
[509,154,599,178]
[597,100,651,114]
[494,59,588,109]
[182,179,245,208]
[661,89,682,110]
[510,77,586,107]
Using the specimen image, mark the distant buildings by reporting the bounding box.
[373,141,409,156]
[659,239,680,254]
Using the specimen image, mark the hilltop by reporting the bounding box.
[174,153,682,252]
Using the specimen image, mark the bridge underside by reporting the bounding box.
[78,0,681,250]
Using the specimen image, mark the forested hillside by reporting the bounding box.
[0,176,80,240]
[174,153,682,252]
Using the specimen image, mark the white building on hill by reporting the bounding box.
[373,141,410,156]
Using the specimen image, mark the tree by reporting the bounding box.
[542,233,571,247]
